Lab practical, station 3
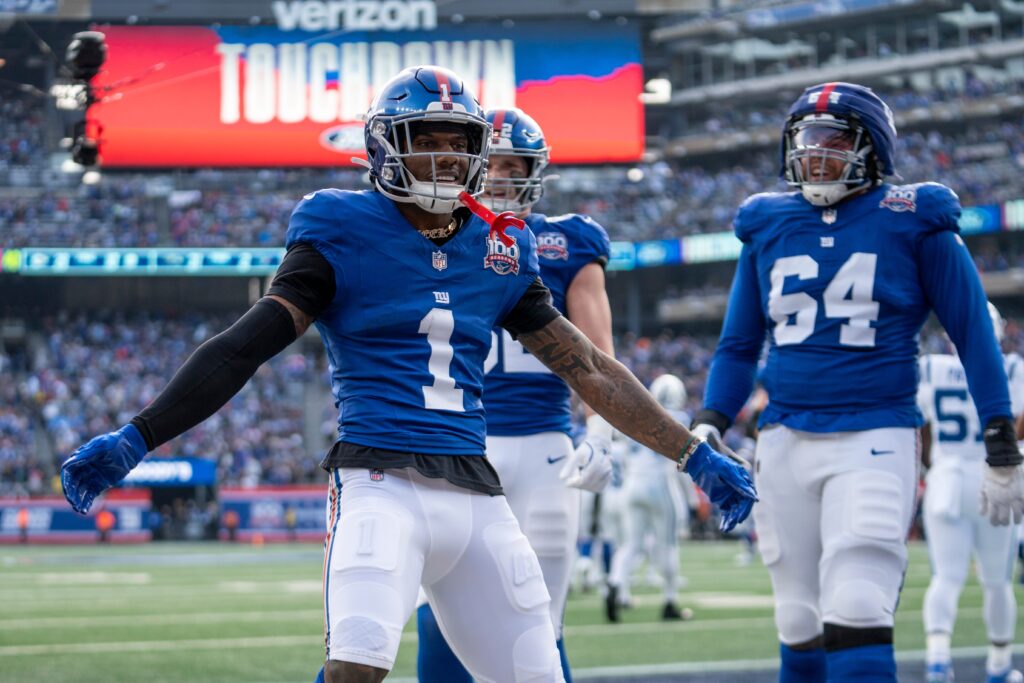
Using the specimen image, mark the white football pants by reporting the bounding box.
[923,459,1019,642]
[322,467,563,682]
[753,425,917,645]
[486,432,580,640]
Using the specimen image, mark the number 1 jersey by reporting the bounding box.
[286,189,540,455]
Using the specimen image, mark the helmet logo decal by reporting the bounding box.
[809,82,841,111]
[490,110,506,144]
[435,72,454,111]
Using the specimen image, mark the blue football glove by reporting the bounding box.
[684,440,757,533]
[61,424,148,515]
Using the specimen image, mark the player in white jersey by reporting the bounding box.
[918,304,1024,683]
[606,374,695,622]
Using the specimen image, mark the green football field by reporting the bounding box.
[0,540,1020,682]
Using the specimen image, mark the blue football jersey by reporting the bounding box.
[704,182,1012,433]
[483,213,611,436]
[287,189,540,455]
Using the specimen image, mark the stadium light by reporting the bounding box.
[70,120,101,167]
[65,31,107,82]
[641,78,672,104]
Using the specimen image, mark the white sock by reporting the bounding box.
[988,643,1012,675]
[927,632,951,664]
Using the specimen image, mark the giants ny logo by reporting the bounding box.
[484,232,520,275]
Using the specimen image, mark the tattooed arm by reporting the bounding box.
[518,315,691,463]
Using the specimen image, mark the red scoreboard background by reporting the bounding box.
[88,22,645,167]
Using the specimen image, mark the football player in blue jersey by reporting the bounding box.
[690,82,1024,683]
[918,303,1024,683]
[60,66,756,683]
[414,107,616,683]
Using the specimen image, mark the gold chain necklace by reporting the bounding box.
[417,217,458,240]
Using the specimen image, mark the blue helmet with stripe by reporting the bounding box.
[781,82,898,207]
[362,65,490,214]
[482,108,551,214]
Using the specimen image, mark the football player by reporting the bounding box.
[415,106,616,682]
[690,82,1024,683]
[918,303,1024,683]
[60,66,757,683]
[606,374,695,622]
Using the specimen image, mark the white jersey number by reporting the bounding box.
[418,308,465,412]
[484,328,551,375]
[769,252,879,347]
[933,388,982,444]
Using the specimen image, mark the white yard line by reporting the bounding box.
[0,609,323,629]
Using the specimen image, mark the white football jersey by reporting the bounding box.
[917,353,1024,464]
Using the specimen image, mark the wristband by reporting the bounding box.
[677,435,703,472]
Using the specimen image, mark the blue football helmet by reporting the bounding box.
[781,82,898,207]
[362,65,490,214]
[482,108,551,214]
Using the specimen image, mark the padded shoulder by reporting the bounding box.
[733,191,800,243]
[877,182,961,235]
[534,213,611,260]
[286,189,375,248]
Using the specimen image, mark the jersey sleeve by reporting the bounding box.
[732,193,769,244]
[915,183,962,235]
[266,243,336,317]
[916,356,935,423]
[573,215,612,267]
[919,229,1011,425]
[495,221,541,324]
[500,277,560,338]
[284,189,348,308]
[703,244,766,421]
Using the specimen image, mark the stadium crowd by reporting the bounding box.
[0,312,327,497]
[2,88,1024,246]
[3,312,1021,498]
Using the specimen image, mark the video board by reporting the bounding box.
[88,21,644,166]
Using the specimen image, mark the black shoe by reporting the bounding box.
[605,584,620,623]
[662,602,693,621]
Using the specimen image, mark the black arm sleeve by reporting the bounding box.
[266,242,337,317]
[130,298,298,450]
[500,277,562,339]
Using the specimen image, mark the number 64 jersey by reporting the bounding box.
[703,182,1012,433]
[286,189,540,456]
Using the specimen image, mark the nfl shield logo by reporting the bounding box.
[822,209,838,225]
[369,468,384,482]
[432,251,447,271]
